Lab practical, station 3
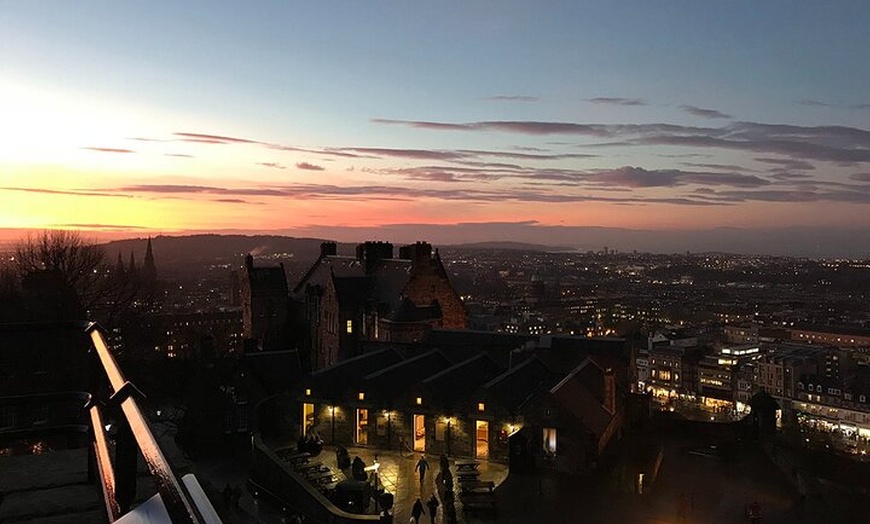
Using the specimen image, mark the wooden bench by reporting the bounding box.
[456,471,480,483]
[296,461,326,474]
[306,470,336,484]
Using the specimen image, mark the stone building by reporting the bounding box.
[294,241,467,370]
[241,254,290,351]
[295,332,628,473]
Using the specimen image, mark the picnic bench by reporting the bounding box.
[296,461,327,474]
[455,461,479,472]
[456,471,480,483]
[459,480,495,493]
[306,470,336,483]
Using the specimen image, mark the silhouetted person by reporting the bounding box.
[411,497,425,524]
[415,455,429,489]
[426,494,439,524]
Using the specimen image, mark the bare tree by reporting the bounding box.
[13,230,155,324]
[15,230,107,311]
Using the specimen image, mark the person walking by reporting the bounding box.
[411,497,425,524]
[426,494,439,524]
[415,455,430,490]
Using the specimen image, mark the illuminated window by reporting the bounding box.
[416,397,423,405]
[358,392,365,401]
[543,427,557,456]
[478,402,485,412]
[346,320,353,334]
[305,388,311,396]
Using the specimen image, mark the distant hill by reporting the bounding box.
[448,241,573,252]
[102,234,333,274]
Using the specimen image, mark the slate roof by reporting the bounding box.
[309,348,403,399]
[332,276,371,310]
[362,349,452,400]
[420,353,504,408]
[483,356,561,413]
[549,358,613,437]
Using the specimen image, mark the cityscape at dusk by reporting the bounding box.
[2,3,870,524]
[3,2,870,254]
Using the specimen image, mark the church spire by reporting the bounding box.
[143,237,156,281]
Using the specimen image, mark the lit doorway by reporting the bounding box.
[302,403,315,436]
[413,414,426,451]
[475,420,489,459]
[356,408,369,445]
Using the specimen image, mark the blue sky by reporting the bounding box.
[1,1,869,246]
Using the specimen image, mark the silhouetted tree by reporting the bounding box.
[11,230,155,326]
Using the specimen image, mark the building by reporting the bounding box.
[295,331,629,472]
[789,324,870,348]
[241,254,290,351]
[294,241,468,370]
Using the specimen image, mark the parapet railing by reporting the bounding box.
[85,322,207,523]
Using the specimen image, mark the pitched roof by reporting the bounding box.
[549,358,613,436]
[483,356,561,413]
[362,349,452,400]
[310,348,403,399]
[421,353,503,407]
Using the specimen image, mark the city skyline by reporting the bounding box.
[2,2,870,252]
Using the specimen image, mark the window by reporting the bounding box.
[346,320,353,334]
[478,402,485,412]
[543,427,557,456]
[416,397,422,405]
[860,395,866,403]
[302,403,315,436]
[358,392,365,401]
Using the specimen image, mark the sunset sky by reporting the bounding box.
[2,2,870,247]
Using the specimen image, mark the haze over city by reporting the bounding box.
[2,2,870,255]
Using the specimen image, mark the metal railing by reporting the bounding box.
[85,322,207,523]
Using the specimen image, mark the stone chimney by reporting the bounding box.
[399,241,432,268]
[355,241,394,274]
[320,241,337,257]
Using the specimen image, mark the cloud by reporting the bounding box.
[850,173,870,182]
[681,105,731,119]
[682,162,753,172]
[799,99,833,107]
[165,153,194,158]
[853,103,870,110]
[82,147,135,154]
[485,95,539,102]
[754,157,816,171]
[588,97,647,106]
[0,187,130,198]
[583,166,770,189]
[49,223,151,230]
[214,198,258,204]
[296,162,325,171]
[258,162,286,170]
[173,132,263,144]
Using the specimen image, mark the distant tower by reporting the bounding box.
[143,237,157,282]
[128,252,137,274]
[116,252,125,275]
